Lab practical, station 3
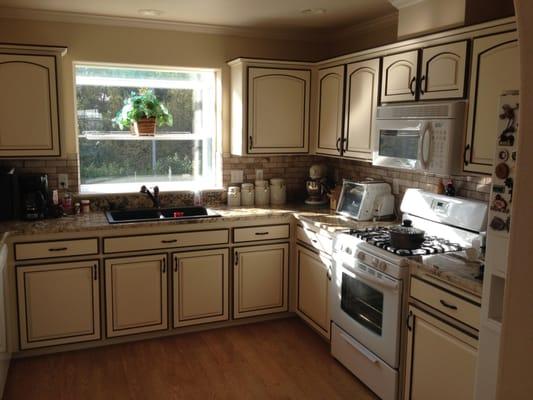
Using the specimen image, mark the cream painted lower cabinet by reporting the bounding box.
[404,306,478,400]
[16,260,100,350]
[233,243,289,319]
[296,245,330,338]
[105,254,168,337]
[172,248,229,328]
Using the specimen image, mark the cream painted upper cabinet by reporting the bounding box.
[464,31,519,174]
[0,46,65,157]
[105,254,168,337]
[229,59,311,155]
[17,260,100,350]
[233,243,289,319]
[172,248,229,328]
[316,66,345,156]
[343,58,380,160]
[419,41,468,100]
[381,50,419,102]
[296,245,330,339]
[404,306,478,400]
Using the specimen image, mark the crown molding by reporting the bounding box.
[0,7,328,42]
[332,12,398,40]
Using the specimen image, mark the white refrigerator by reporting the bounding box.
[475,91,519,400]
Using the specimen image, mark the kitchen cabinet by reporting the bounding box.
[172,248,229,328]
[343,58,380,160]
[419,41,468,100]
[316,65,345,156]
[0,45,65,157]
[229,59,311,155]
[16,260,100,349]
[404,306,478,400]
[296,245,330,338]
[105,254,168,337]
[233,243,289,318]
[381,50,419,102]
[464,31,519,174]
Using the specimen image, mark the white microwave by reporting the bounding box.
[373,101,466,175]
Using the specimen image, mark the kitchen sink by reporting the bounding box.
[105,206,221,224]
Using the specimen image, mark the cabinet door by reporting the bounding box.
[404,307,477,400]
[172,249,229,328]
[296,245,330,338]
[105,254,168,337]
[464,31,519,174]
[316,66,345,156]
[419,41,468,100]
[247,67,310,153]
[0,53,61,157]
[17,261,100,349]
[381,50,419,102]
[343,58,380,160]
[233,243,289,319]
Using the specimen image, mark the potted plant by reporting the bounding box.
[113,89,173,136]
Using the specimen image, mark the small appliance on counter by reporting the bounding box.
[336,180,395,221]
[305,164,328,205]
[18,173,50,220]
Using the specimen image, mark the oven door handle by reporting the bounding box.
[342,263,400,291]
[339,331,379,364]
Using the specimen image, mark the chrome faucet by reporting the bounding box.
[140,185,160,208]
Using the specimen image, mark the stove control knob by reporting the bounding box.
[379,261,388,271]
[372,258,379,267]
[357,252,365,261]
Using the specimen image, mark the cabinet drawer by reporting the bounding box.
[104,229,229,254]
[15,238,98,261]
[410,277,481,329]
[233,224,289,243]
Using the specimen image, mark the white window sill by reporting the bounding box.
[80,182,224,195]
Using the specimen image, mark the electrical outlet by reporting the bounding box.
[392,178,400,195]
[256,169,264,180]
[230,170,243,183]
[58,173,69,189]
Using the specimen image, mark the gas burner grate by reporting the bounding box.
[349,227,463,256]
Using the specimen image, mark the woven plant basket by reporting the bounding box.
[132,118,156,136]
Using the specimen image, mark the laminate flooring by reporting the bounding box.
[4,318,378,400]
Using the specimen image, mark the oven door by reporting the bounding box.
[331,257,402,368]
[373,119,427,171]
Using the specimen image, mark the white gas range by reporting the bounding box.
[330,188,488,400]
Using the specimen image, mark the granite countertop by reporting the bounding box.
[408,251,484,297]
[0,204,337,237]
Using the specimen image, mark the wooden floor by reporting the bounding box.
[4,318,378,400]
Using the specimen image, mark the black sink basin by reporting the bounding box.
[105,206,221,224]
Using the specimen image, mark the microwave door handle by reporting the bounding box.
[342,262,399,291]
[420,124,431,169]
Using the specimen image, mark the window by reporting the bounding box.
[75,64,219,193]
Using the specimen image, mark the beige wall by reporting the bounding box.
[497,1,533,398]
[0,18,321,157]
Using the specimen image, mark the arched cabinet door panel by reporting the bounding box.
[381,50,419,102]
[316,66,345,156]
[0,50,63,157]
[420,41,468,100]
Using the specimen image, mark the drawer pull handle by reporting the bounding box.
[339,331,379,364]
[234,251,239,266]
[440,299,458,310]
[255,232,270,236]
[48,247,67,252]
[161,239,177,244]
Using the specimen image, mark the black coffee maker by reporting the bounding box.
[19,174,50,220]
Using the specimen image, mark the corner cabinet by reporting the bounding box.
[233,243,289,318]
[104,254,168,337]
[0,45,66,157]
[229,59,311,155]
[404,306,478,400]
[16,260,100,350]
[172,248,229,328]
[296,245,331,339]
[464,31,519,174]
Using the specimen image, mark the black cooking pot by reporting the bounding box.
[390,219,426,250]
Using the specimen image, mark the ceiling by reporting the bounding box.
[0,0,396,32]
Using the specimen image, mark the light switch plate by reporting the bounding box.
[230,170,243,183]
[58,173,69,189]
